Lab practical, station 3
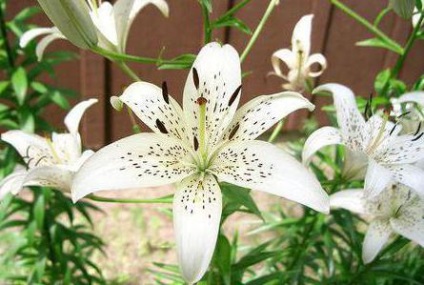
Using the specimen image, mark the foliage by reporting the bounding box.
[0,0,105,283]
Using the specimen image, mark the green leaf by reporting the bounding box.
[212,17,252,34]
[220,183,263,220]
[33,194,45,230]
[356,38,403,55]
[11,67,28,105]
[0,81,9,95]
[51,90,70,109]
[13,6,41,23]
[214,234,232,285]
[374,69,391,95]
[390,0,415,19]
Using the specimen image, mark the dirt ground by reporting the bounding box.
[87,185,289,284]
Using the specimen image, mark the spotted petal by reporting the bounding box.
[72,133,195,202]
[362,219,392,264]
[64,98,98,135]
[330,189,365,214]
[223,91,314,142]
[389,164,424,197]
[211,140,329,213]
[314,84,366,151]
[183,43,242,149]
[0,166,27,199]
[119,82,190,144]
[305,53,327,77]
[390,197,424,247]
[396,91,424,106]
[376,134,424,164]
[24,166,73,192]
[292,14,312,57]
[364,159,392,198]
[173,174,222,284]
[302,126,342,165]
[114,0,169,51]
[270,48,296,79]
[1,131,55,168]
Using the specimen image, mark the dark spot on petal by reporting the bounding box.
[229,123,240,140]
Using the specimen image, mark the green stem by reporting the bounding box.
[331,0,403,55]
[87,194,173,204]
[202,3,212,44]
[381,12,424,96]
[268,120,284,143]
[240,0,279,63]
[0,4,14,70]
[117,61,141,81]
[92,46,170,65]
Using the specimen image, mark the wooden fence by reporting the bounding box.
[5,0,424,149]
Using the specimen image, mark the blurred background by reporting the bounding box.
[5,0,424,150]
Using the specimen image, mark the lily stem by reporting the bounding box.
[87,194,173,204]
[240,0,279,63]
[268,120,284,143]
[201,2,212,44]
[330,0,403,55]
[117,61,141,82]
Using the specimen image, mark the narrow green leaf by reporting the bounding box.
[11,67,28,105]
[33,194,45,230]
[356,38,404,54]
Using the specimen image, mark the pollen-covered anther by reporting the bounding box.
[162,81,169,104]
[228,85,242,107]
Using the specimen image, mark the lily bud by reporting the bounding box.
[37,0,98,49]
[389,0,415,19]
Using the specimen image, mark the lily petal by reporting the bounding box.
[35,30,67,61]
[70,149,95,171]
[396,91,424,106]
[183,43,242,149]
[173,174,222,284]
[64,98,98,135]
[23,166,73,191]
[0,167,27,199]
[119,82,190,143]
[90,2,118,47]
[271,48,296,78]
[305,53,327,77]
[330,189,365,214]
[362,219,392,264]
[314,84,366,151]
[212,140,329,213]
[364,159,392,198]
[376,134,424,164]
[302,126,342,165]
[37,0,98,49]
[389,164,424,197]
[114,0,169,51]
[72,133,195,202]
[390,197,424,247]
[342,149,368,180]
[51,133,81,164]
[292,14,313,57]
[223,91,314,142]
[20,27,57,47]
[1,130,55,168]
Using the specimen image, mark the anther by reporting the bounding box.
[414,122,422,136]
[156,119,168,134]
[229,85,242,107]
[162,81,169,104]
[412,132,424,142]
[192,68,200,90]
[196,97,207,105]
[193,136,199,151]
[228,123,240,140]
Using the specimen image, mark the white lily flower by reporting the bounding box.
[0,99,97,197]
[302,84,424,198]
[72,42,329,284]
[390,91,424,134]
[21,0,169,60]
[271,14,327,92]
[330,184,424,264]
